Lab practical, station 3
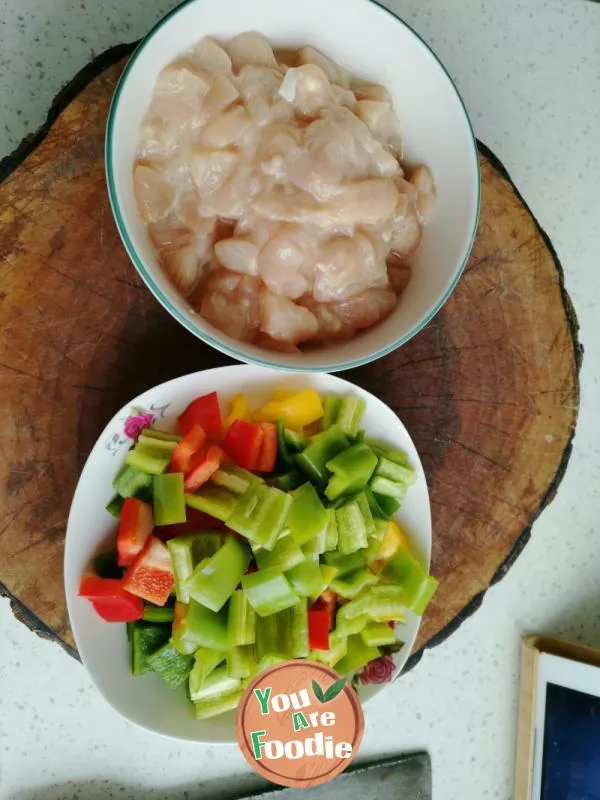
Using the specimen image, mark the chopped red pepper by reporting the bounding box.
[154,507,223,542]
[178,392,221,438]
[79,576,143,622]
[170,424,206,473]
[122,536,175,606]
[183,444,225,492]
[223,419,264,470]
[255,422,278,472]
[117,498,154,567]
[308,606,330,651]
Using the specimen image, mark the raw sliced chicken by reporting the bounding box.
[200,106,255,149]
[259,290,319,343]
[197,75,240,126]
[252,179,398,227]
[148,219,202,296]
[298,296,347,340]
[322,106,399,176]
[236,65,284,126]
[215,236,260,275]
[351,78,392,104]
[409,165,436,221]
[202,165,262,219]
[134,164,175,223]
[278,65,335,116]
[256,124,303,180]
[332,85,357,110]
[151,63,211,123]
[200,270,261,341]
[298,46,349,88]
[189,37,232,77]
[330,287,396,330]
[313,234,388,302]
[258,225,313,299]
[254,333,300,353]
[188,148,238,194]
[388,189,423,258]
[387,259,412,294]
[356,100,402,150]
[227,32,278,72]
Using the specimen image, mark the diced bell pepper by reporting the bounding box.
[241,567,300,616]
[178,391,221,438]
[122,536,174,606]
[153,472,186,526]
[117,497,154,567]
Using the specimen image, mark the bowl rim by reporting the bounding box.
[64,364,432,742]
[105,0,481,373]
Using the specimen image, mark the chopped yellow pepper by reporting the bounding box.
[223,394,249,430]
[256,389,324,430]
[377,520,413,562]
[271,388,297,401]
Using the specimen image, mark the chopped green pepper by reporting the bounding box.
[242,567,300,616]
[361,622,397,647]
[189,649,225,696]
[92,548,122,579]
[285,558,323,598]
[143,428,182,443]
[255,614,283,661]
[370,444,409,465]
[105,494,126,519]
[335,611,371,637]
[184,486,238,521]
[189,663,240,702]
[130,622,171,675]
[330,567,378,599]
[255,530,305,572]
[354,492,376,536]
[280,598,309,658]
[125,442,172,475]
[335,501,368,554]
[369,476,407,501]
[334,396,366,437]
[380,548,438,615]
[228,589,256,647]
[227,484,292,550]
[168,533,223,603]
[286,483,328,546]
[284,428,307,452]
[184,537,251,612]
[112,464,153,499]
[272,470,304,491]
[146,642,194,688]
[137,433,178,453]
[194,686,245,719]
[322,550,366,575]
[339,585,406,622]
[322,394,342,429]
[324,509,338,551]
[366,488,400,519]
[295,425,350,485]
[142,603,175,623]
[325,443,377,501]
[276,419,296,471]
[210,462,261,495]
[172,599,229,653]
[375,457,417,486]
[153,472,186,526]
[227,645,257,679]
[309,630,347,667]
[301,523,327,556]
[335,634,380,675]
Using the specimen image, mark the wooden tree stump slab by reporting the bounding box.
[0,48,581,664]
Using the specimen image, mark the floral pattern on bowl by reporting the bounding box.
[104,403,171,455]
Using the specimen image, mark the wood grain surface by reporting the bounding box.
[0,49,581,664]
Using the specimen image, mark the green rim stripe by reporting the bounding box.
[105,0,481,373]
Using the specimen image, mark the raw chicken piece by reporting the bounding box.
[200,106,255,149]
[332,85,357,110]
[330,288,397,330]
[288,119,369,200]
[386,258,412,295]
[259,290,319,343]
[322,106,399,176]
[313,234,388,302]
[189,37,232,77]
[137,115,181,160]
[200,269,261,341]
[148,219,202,296]
[201,165,262,219]
[227,32,278,72]
[197,75,240,126]
[235,213,277,248]
[388,189,422,258]
[134,164,175,223]
[254,333,300,354]
[356,100,402,151]
[298,296,347,340]
[256,124,303,180]
[151,63,211,123]
[188,148,238,194]
[350,78,392,104]
[278,65,335,116]
[215,236,260,275]
[298,46,349,88]
[258,225,313,299]
[409,165,436,221]
[253,179,398,227]
[236,65,284,126]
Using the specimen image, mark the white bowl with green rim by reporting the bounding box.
[106,0,480,373]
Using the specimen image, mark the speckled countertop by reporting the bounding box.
[1,1,599,798]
